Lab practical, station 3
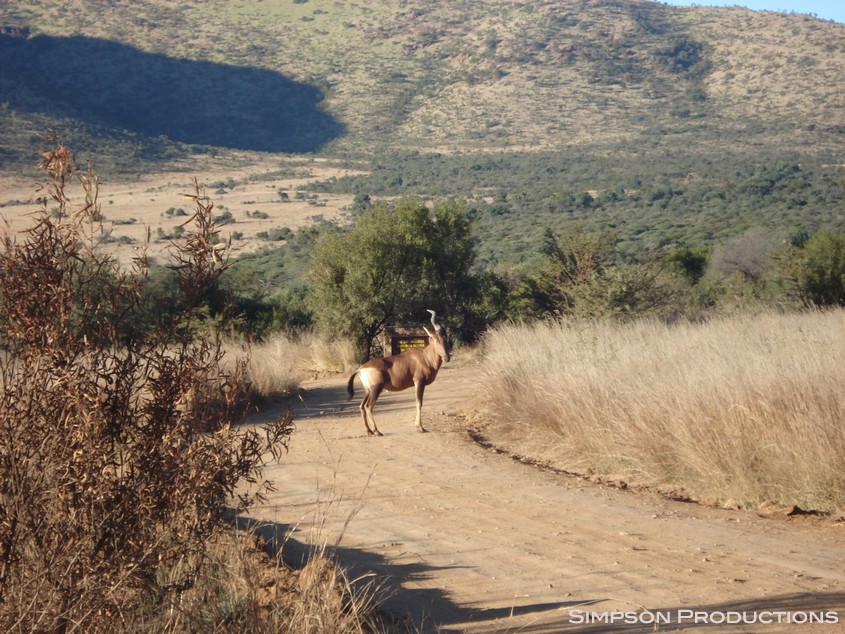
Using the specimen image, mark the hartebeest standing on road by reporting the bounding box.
[347,310,451,436]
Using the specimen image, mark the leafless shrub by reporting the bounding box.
[0,136,293,632]
[708,227,779,282]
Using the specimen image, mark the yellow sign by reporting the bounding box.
[397,337,427,352]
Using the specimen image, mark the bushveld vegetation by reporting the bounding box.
[0,140,378,632]
[1,0,844,619]
[227,190,845,349]
[308,149,845,268]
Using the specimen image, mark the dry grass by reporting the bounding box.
[138,528,384,634]
[226,333,359,399]
[478,310,845,513]
[63,521,386,633]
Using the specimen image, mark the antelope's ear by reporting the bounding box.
[423,326,433,338]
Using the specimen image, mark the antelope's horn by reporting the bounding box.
[426,309,437,328]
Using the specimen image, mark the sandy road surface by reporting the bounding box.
[242,363,845,632]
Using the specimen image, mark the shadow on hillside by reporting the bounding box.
[0,32,343,152]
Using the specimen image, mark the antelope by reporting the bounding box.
[347,310,450,436]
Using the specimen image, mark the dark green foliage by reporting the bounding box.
[508,226,687,321]
[655,37,711,79]
[663,244,710,283]
[310,150,845,268]
[226,222,330,334]
[309,198,484,356]
[793,230,845,307]
[137,259,303,341]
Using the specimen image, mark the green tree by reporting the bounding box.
[794,229,845,306]
[663,244,710,284]
[309,198,480,356]
[422,198,483,341]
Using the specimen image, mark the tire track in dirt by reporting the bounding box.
[242,364,845,632]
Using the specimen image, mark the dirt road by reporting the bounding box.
[243,362,845,632]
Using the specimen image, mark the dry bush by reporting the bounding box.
[130,529,383,633]
[0,138,293,632]
[478,311,845,512]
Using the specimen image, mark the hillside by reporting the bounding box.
[1,0,844,268]
[1,0,843,163]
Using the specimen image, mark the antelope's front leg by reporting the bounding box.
[414,381,427,433]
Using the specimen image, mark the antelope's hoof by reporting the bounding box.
[374,430,384,437]
[417,426,428,433]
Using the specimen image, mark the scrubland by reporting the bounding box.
[477,310,845,513]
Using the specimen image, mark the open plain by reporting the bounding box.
[0,158,354,267]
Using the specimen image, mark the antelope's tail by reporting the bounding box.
[347,371,358,400]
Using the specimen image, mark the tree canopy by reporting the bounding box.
[308,198,481,357]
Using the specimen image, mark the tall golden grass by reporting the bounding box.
[226,333,359,399]
[478,310,845,512]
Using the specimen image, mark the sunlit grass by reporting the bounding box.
[225,333,359,399]
[478,310,845,512]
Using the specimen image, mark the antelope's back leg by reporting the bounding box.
[358,390,373,435]
[361,385,384,436]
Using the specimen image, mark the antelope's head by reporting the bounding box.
[424,309,451,363]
